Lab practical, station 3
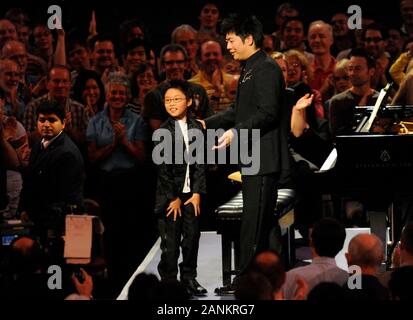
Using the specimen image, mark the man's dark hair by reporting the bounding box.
[119,19,147,49]
[89,34,115,52]
[280,16,306,34]
[276,2,299,16]
[349,48,376,69]
[389,266,413,300]
[199,0,222,13]
[36,100,66,123]
[163,79,193,101]
[362,22,389,41]
[400,222,413,254]
[311,217,346,257]
[221,13,264,48]
[123,38,150,60]
[159,43,188,64]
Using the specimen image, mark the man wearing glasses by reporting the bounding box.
[362,23,390,90]
[171,24,200,79]
[142,44,212,132]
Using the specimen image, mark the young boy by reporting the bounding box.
[154,79,207,296]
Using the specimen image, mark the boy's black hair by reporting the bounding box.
[163,79,193,101]
[221,13,264,48]
[36,100,66,123]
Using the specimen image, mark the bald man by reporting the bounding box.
[345,233,388,300]
[307,20,336,101]
[250,250,286,298]
[346,233,384,274]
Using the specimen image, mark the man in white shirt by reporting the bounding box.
[283,217,348,299]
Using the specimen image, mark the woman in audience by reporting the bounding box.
[324,59,351,116]
[129,63,158,114]
[273,51,333,242]
[72,69,106,118]
[86,74,147,295]
[285,49,325,119]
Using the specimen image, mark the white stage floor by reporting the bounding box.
[117,231,232,300]
[117,228,375,300]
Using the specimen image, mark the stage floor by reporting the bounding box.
[117,228,372,300]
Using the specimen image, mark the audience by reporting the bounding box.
[0,2,411,301]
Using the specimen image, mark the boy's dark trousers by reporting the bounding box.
[158,192,200,281]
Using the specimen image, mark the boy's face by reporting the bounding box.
[37,113,65,140]
[164,88,191,120]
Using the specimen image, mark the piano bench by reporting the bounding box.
[215,189,296,287]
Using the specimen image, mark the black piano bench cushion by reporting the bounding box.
[215,189,296,220]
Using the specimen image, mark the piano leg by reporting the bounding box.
[368,210,388,265]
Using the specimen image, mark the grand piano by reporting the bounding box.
[318,84,413,260]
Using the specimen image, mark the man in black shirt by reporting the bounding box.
[328,48,379,138]
[200,14,290,291]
